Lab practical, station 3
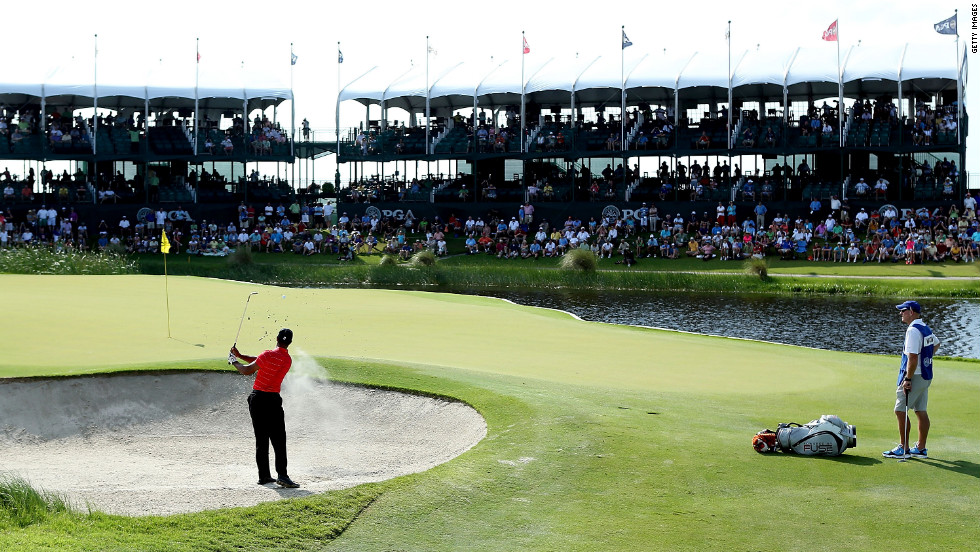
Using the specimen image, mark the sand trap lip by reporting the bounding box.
[0,370,487,516]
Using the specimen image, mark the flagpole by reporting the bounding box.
[290,43,296,161]
[194,37,200,156]
[954,9,962,147]
[93,34,98,156]
[336,42,342,190]
[727,21,732,149]
[836,20,843,147]
[521,31,526,153]
[621,26,626,153]
[425,36,431,156]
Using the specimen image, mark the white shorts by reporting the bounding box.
[894,375,930,412]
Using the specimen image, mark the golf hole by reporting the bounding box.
[0,371,486,516]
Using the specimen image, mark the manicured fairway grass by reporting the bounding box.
[1,275,978,551]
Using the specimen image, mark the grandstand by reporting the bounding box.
[0,41,969,228]
[336,42,967,208]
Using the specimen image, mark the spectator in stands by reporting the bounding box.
[741,128,755,147]
[874,177,889,200]
[222,136,234,154]
[697,131,710,149]
[963,193,976,220]
[854,178,870,197]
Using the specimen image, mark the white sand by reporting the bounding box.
[0,368,486,516]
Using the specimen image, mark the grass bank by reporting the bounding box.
[132,250,980,298]
[1,278,978,550]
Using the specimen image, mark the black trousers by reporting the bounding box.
[247,390,288,479]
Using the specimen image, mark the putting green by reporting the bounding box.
[5,274,851,395]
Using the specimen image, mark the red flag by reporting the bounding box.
[523,36,530,54]
[822,20,838,41]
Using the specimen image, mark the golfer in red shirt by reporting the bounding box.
[230,328,300,488]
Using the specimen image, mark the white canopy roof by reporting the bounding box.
[337,42,965,112]
[0,52,292,113]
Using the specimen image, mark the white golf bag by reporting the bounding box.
[753,415,856,456]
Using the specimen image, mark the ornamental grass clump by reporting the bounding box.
[379,254,398,266]
[745,256,770,280]
[410,250,437,267]
[227,245,254,267]
[558,248,597,271]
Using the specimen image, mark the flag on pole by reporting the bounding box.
[428,44,438,56]
[197,52,200,63]
[934,14,957,35]
[290,52,298,65]
[622,29,633,49]
[161,229,171,254]
[822,20,838,41]
[338,49,343,63]
[523,36,530,54]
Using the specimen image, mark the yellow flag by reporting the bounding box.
[161,229,171,254]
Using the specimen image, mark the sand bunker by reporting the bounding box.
[0,368,486,516]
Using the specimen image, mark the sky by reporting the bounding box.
[3,0,973,186]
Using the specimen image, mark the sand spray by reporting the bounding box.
[282,349,343,437]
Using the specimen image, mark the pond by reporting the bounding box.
[480,291,980,360]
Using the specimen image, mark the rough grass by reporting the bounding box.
[0,475,77,529]
[129,250,980,297]
[0,247,136,275]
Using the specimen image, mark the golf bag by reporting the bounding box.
[753,415,856,456]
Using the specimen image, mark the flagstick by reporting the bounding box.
[164,250,171,338]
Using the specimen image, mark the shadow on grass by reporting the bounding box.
[761,453,879,466]
[913,458,980,478]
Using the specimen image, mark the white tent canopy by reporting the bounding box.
[0,53,292,113]
[337,42,965,115]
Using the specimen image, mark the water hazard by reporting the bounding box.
[480,291,980,359]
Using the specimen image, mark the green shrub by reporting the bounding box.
[558,248,597,272]
[379,254,398,266]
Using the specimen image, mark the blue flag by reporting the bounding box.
[338,50,344,64]
[934,14,957,35]
[290,53,298,65]
[622,29,633,49]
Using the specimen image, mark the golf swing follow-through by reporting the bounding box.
[228,291,300,488]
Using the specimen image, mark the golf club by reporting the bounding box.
[233,292,259,348]
[899,387,910,462]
